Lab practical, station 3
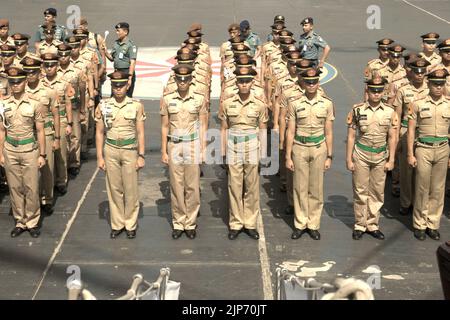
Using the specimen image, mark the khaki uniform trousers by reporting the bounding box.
[4,148,40,229]
[413,143,449,230]
[227,148,260,231]
[280,148,294,206]
[399,127,414,208]
[54,120,69,187]
[168,141,200,231]
[40,134,54,205]
[352,152,387,232]
[292,142,326,230]
[81,102,93,153]
[69,107,81,169]
[104,144,139,231]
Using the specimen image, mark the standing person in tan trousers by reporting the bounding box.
[0,67,46,238]
[407,68,450,241]
[285,68,334,240]
[391,58,430,216]
[42,46,75,196]
[95,71,146,239]
[346,77,399,240]
[221,67,268,240]
[160,64,207,240]
[23,54,60,216]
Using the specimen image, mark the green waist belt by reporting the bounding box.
[106,137,136,147]
[295,134,325,144]
[418,136,448,144]
[229,133,258,144]
[401,119,408,128]
[44,121,53,129]
[169,132,198,143]
[71,97,81,105]
[59,110,66,116]
[6,136,35,146]
[356,141,386,153]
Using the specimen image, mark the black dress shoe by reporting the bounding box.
[172,229,184,239]
[126,230,136,239]
[426,228,440,240]
[307,229,321,240]
[244,228,259,240]
[367,230,385,240]
[11,227,26,238]
[185,229,196,239]
[69,167,80,176]
[29,227,41,238]
[291,228,305,239]
[414,229,426,241]
[110,229,124,239]
[42,204,54,216]
[228,229,241,240]
[399,206,411,216]
[284,206,294,215]
[56,185,67,195]
[352,230,364,240]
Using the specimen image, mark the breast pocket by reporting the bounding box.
[315,109,327,124]
[358,119,369,133]
[168,104,180,120]
[419,110,432,125]
[188,105,200,122]
[123,108,137,124]
[246,109,259,127]
[379,117,391,133]
[295,108,308,126]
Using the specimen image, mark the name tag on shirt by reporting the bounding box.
[119,52,124,59]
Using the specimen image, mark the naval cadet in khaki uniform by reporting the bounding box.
[391,58,430,216]
[364,38,394,81]
[160,64,207,240]
[0,67,46,238]
[1,44,18,71]
[346,77,399,240]
[12,33,31,67]
[50,44,75,195]
[0,19,14,46]
[23,55,60,216]
[419,33,442,69]
[407,68,450,241]
[67,36,90,177]
[221,67,268,240]
[436,39,450,96]
[285,68,334,240]
[95,71,145,239]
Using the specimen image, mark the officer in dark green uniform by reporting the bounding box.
[105,22,138,97]
[298,17,331,69]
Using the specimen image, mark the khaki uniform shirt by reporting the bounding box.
[408,95,450,145]
[378,64,407,84]
[392,81,429,126]
[222,93,268,152]
[26,81,58,135]
[347,102,399,164]
[160,87,207,137]
[419,51,442,68]
[38,40,63,55]
[95,97,146,149]
[364,58,388,81]
[287,93,334,146]
[0,93,44,152]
